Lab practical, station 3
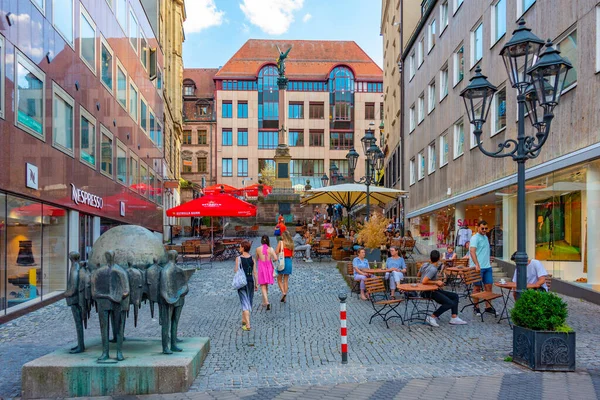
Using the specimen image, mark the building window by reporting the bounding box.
[418,151,425,180]
[440,132,449,167]
[309,130,324,147]
[329,66,354,122]
[428,143,436,174]
[183,85,194,96]
[80,107,96,168]
[428,82,436,114]
[198,130,207,145]
[309,102,324,119]
[117,61,127,109]
[330,160,349,178]
[101,127,113,177]
[139,162,148,196]
[32,0,45,13]
[453,44,464,86]
[140,97,148,132]
[80,7,96,73]
[183,130,192,145]
[117,141,127,183]
[330,132,354,150]
[129,154,139,186]
[440,65,448,100]
[156,121,162,148]
[472,22,483,66]
[197,104,209,117]
[556,29,577,89]
[100,37,113,92]
[258,65,279,128]
[237,101,248,118]
[492,86,506,135]
[258,131,278,149]
[129,82,138,122]
[259,159,276,172]
[198,157,207,173]
[428,19,436,52]
[116,0,127,31]
[129,9,138,53]
[409,105,415,132]
[365,103,375,120]
[222,101,232,118]
[182,156,192,173]
[237,159,248,177]
[140,32,148,70]
[289,102,304,119]
[0,35,4,119]
[222,129,232,146]
[288,130,304,146]
[409,52,416,80]
[440,1,449,32]
[53,0,73,46]
[454,120,464,159]
[453,0,463,14]
[417,38,424,67]
[238,129,248,146]
[492,0,506,44]
[15,52,45,138]
[149,111,155,142]
[520,0,535,16]
[418,94,424,123]
[290,159,324,177]
[222,159,233,177]
[409,158,415,185]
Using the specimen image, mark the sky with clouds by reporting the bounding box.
[182,0,384,69]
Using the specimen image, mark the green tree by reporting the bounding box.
[259,164,276,187]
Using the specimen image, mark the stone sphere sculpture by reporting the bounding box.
[89,225,167,269]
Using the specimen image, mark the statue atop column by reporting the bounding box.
[276,45,292,89]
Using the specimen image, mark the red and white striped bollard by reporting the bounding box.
[339,292,348,364]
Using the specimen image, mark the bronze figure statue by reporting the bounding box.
[91,251,130,362]
[158,250,189,354]
[276,45,292,78]
[65,252,91,353]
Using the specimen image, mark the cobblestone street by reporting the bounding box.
[1,238,600,398]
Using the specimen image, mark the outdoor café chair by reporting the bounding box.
[364,277,404,328]
[460,268,502,322]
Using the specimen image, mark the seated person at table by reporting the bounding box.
[511,252,548,299]
[444,246,457,261]
[353,248,372,301]
[419,250,467,327]
[293,231,313,262]
[461,241,471,261]
[385,246,407,299]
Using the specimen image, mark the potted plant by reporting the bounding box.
[510,289,575,371]
[356,212,390,262]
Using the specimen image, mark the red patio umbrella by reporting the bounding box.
[242,183,272,197]
[203,184,241,196]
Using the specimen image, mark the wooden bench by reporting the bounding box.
[347,262,360,297]
[460,268,502,321]
[364,277,404,328]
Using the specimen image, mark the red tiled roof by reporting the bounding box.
[214,40,382,81]
[183,68,219,97]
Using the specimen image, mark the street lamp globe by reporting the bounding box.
[375,148,385,173]
[329,163,339,176]
[366,143,379,165]
[459,66,497,135]
[500,18,545,91]
[361,123,376,155]
[346,148,359,172]
[321,174,329,187]
[523,83,543,130]
[527,40,573,114]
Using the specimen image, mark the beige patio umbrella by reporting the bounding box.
[301,183,407,228]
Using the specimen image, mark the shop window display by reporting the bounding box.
[535,192,582,262]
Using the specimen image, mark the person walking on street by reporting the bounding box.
[235,241,257,330]
[293,230,313,262]
[470,220,496,316]
[276,231,294,302]
[256,235,277,310]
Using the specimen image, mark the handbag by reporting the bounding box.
[274,228,281,236]
[277,250,285,271]
[232,257,247,290]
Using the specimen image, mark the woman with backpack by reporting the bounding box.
[235,240,257,330]
[275,230,295,303]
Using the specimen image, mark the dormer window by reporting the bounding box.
[184,85,194,96]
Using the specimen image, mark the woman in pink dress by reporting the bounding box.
[255,235,277,310]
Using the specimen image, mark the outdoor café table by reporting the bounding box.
[494,281,541,327]
[396,283,439,328]
[360,267,395,292]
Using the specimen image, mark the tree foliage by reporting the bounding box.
[259,164,276,187]
[356,212,390,249]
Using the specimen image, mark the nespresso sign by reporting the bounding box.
[71,184,104,209]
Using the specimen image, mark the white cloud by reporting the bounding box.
[184,0,225,34]
[240,0,304,35]
[302,13,312,23]
[241,23,250,33]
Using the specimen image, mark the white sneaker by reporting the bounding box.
[302,258,307,262]
[449,317,468,325]
[426,316,439,327]
[305,259,313,263]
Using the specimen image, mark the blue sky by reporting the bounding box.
[182,0,384,69]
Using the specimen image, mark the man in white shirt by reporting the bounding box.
[511,252,548,298]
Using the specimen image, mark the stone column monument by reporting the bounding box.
[274,45,292,189]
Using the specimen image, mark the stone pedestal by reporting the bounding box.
[274,145,292,189]
[21,337,210,398]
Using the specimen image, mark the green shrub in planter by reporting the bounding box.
[511,290,575,371]
[511,290,567,331]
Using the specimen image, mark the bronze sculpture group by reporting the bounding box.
[65,249,188,363]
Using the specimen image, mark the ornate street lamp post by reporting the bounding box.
[460,19,572,299]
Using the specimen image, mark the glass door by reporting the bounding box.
[79,214,94,262]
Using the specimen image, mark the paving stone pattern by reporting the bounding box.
[1,237,600,399]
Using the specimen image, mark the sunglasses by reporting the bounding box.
[480,227,488,231]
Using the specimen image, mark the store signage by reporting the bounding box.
[120,201,125,217]
[457,219,480,227]
[71,184,104,209]
[26,163,38,190]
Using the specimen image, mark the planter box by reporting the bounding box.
[513,326,576,371]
